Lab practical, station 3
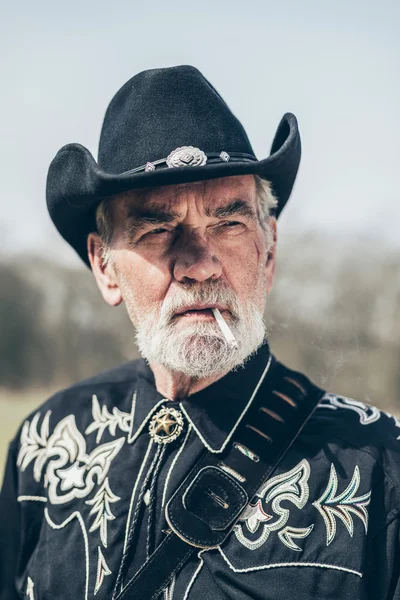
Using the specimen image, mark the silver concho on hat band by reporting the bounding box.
[148,406,184,444]
[166,146,207,169]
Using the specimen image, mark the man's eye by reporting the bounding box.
[148,228,170,235]
[218,221,245,230]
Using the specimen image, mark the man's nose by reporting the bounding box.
[173,233,222,283]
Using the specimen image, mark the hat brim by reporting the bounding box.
[46,113,300,266]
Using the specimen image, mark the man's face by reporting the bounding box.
[90,175,277,378]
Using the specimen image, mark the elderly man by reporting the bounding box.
[1,66,400,600]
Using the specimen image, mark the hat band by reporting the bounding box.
[119,146,257,175]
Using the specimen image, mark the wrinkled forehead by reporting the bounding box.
[112,174,257,217]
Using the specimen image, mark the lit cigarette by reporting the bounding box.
[212,308,238,349]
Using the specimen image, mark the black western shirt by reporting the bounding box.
[1,344,400,599]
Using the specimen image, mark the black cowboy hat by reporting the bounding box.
[46,65,301,266]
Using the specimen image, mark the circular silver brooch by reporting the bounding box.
[148,407,184,444]
[166,146,207,169]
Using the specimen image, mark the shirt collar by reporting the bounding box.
[132,342,274,453]
[179,342,273,453]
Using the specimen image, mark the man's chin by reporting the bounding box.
[170,328,251,377]
[182,331,227,349]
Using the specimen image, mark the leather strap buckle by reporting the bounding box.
[166,466,248,548]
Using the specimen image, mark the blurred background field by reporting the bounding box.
[1,233,399,480]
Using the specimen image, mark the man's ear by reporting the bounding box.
[87,233,122,306]
[265,217,277,293]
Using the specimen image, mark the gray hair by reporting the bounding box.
[95,174,277,266]
[253,175,278,245]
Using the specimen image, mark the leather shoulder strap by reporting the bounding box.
[114,358,324,600]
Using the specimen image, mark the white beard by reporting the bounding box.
[132,283,267,379]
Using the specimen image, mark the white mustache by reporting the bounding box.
[159,284,240,325]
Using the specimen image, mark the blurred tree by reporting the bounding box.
[0,263,50,388]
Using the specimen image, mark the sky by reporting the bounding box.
[1,0,399,267]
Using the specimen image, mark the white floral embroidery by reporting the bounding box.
[318,394,381,425]
[318,394,400,440]
[85,395,132,443]
[86,477,120,547]
[242,498,272,534]
[235,459,313,550]
[313,464,371,546]
[17,411,125,504]
[94,546,112,595]
[278,524,314,552]
[18,411,52,481]
[26,576,35,600]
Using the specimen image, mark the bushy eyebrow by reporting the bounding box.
[125,208,180,238]
[207,199,257,221]
[127,208,181,225]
